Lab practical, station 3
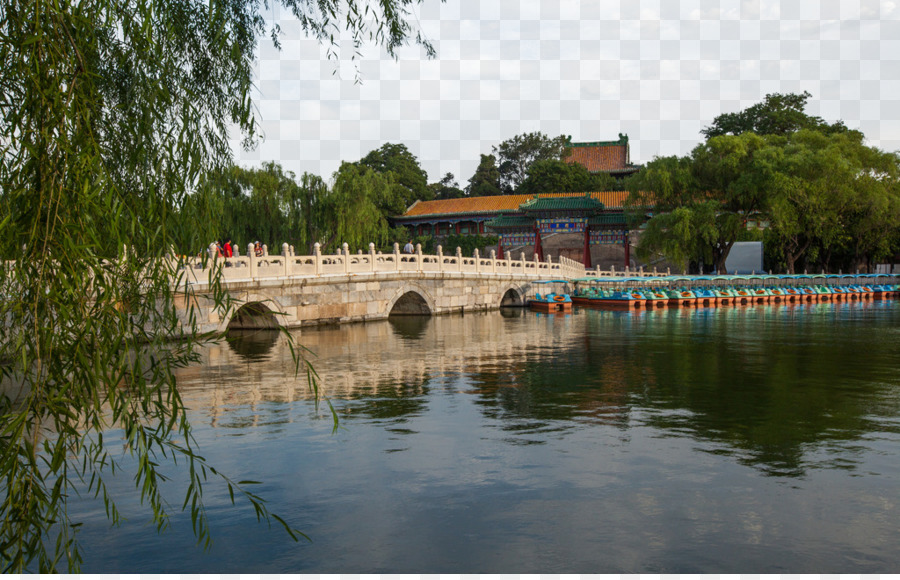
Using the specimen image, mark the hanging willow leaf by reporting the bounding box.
[0,0,441,572]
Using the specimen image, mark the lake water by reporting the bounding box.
[77,300,900,572]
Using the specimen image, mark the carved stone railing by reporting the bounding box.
[177,242,588,285]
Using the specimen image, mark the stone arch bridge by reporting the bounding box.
[178,243,588,333]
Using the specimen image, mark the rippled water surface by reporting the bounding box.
[77,301,900,572]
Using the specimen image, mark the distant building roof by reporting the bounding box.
[484,215,535,229]
[398,192,630,221]
[564,134,641,175]
[520,194,605,213]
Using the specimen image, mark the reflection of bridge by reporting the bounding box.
[179,310,620,406]
[178,242,589,332]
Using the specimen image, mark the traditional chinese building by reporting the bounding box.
[563,134,641,179]
[394,191,634,268]
[393,135,645,268]
[485,194,632,267]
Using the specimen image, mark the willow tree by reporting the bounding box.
[627,133,777,274]
[200,162,329,253]
[318,162,400,252]
[0,0,440,571]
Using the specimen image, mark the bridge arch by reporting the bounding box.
[498,285,526,308]
[227,301,281,330]
[387,284,434,316]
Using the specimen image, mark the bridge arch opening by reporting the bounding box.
[228,302,279,330]
[500,288,524,307]
[389,291,431,316]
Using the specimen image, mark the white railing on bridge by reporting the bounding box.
[178,242,589,284]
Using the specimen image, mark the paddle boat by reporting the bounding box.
[867,274,896,298]
[573,277,654,309]
[529,280,573,312]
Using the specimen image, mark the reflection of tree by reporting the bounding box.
[177,302,900,477]
[624,304,900,477]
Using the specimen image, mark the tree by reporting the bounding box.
[518,159,618,195]
[0,0,439,571]
[359,143,432,209]
[765,132,850,273]
[466,154,503,197]
[319,163,398,252]
[701,91,847,139]
[627,133,777,273]
[197,162,330,254]
[429,172,465,200]
[493,132,571,194]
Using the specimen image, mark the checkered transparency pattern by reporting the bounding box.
[231,0,900,184]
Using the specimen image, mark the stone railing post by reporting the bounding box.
[290,245,295,256]
[437,245,444,273]
[314,242,322,276]
[490,249,496,273]
[639,266,644,277]
[262,244,268,257]
[369,243,376,272]
[474,249,480,273]
[282,243,290,276]
[667,267,671,276]
[416,243,423,273]
[456,247,463,272]
[247,243,257,278]
[393,242,401,272]
[343,243,350,273]
[610,265,616,276]
[520,252,526,275]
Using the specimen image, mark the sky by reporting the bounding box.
[231,0,900,187]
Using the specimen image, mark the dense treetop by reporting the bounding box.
[628,94,900,274]
[700,91,848,139]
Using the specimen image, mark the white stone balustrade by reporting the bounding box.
[176,242,591,285]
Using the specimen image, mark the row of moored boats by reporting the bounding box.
[529,274,899,311]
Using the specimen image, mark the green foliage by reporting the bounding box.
[0,0,440,571]
[321,163,397,252]
[634,203,722,272]
[359,143,432,209]
[442,234,499,258]
[701,91,848,139]
[629,123,900,274]
[466,154,502,197]
[518,159,618,195]
[493,132,571,194]
[194,163,329,254]
[429,173,465,200]
[628,133,782,273]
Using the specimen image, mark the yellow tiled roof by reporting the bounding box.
[400,192,630,218]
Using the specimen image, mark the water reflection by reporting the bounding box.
[387,315,431,341]
[225,328,281,362]
[177,301,900,479]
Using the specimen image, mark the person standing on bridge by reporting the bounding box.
[404,239,415,254]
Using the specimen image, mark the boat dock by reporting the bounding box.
[571,273,900,309]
